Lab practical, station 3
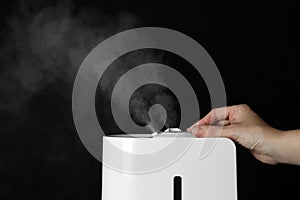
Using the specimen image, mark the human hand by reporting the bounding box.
[187,104,283,165]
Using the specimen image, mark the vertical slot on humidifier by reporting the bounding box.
[173,176,182,200]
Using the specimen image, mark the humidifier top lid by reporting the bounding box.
[152,128,194,138]
[107,128,194,138]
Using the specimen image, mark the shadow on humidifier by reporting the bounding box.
[102,128,237,200]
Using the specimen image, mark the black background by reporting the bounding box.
[0,0,299,200]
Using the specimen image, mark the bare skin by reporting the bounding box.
[187,104,300,165]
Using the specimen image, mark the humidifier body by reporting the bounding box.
[102,132,237,200]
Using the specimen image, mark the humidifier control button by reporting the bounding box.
[164,128,182,133]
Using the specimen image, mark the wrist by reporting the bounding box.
[267,129,288,164]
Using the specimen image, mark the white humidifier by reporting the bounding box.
[102,128,237,200]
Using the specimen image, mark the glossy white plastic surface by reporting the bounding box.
[102,132,237,200]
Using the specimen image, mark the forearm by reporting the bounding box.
[271,130,300,165]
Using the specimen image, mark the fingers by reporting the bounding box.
[186,105,244,140]
[213,120,230,126]
[189,119,230,127]
[197,106,231,126]
[187,124,235,140]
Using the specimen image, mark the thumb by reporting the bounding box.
[188,125,235,140]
